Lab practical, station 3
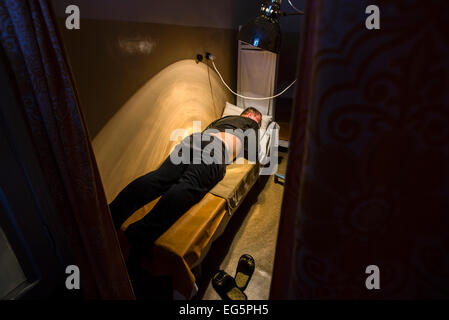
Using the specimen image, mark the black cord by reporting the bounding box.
[206,59,219,118]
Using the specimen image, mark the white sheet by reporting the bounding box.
[237,47,277,116]
[259,121,279,167]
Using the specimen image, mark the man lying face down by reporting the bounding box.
[109,107,262,267]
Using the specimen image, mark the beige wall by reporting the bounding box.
[59,19,237,138]
[92,60,230,201]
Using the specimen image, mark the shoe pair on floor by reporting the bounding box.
[212,254,255,300]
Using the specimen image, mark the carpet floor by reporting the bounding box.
[196,151,288,300]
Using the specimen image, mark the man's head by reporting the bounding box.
[240,107,262,128]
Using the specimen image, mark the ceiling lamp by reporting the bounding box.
[238,0,304,54]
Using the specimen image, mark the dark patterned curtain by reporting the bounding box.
[0,0,134,299]
[272,0,449,299]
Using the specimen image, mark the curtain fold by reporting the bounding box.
[270,0,320,299]
[0,0,134,299]
[272,0,449,299]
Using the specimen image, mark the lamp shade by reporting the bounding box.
[238,0,282,54]
[238,16,281,54]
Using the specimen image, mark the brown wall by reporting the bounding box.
[57,19,236,201]
[58,18,237,138]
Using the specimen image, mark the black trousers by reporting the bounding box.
[109,134,226,258]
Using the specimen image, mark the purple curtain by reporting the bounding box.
[0,0,134,299]
[272,0,449,299]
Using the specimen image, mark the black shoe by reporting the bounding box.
[234,254,255,292]
[212,270,247,301]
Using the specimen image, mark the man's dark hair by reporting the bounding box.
[241,107,262,118]
[240,107,262,127]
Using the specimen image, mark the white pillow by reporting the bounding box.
[221,102,273,131]
[222,101,243,117]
